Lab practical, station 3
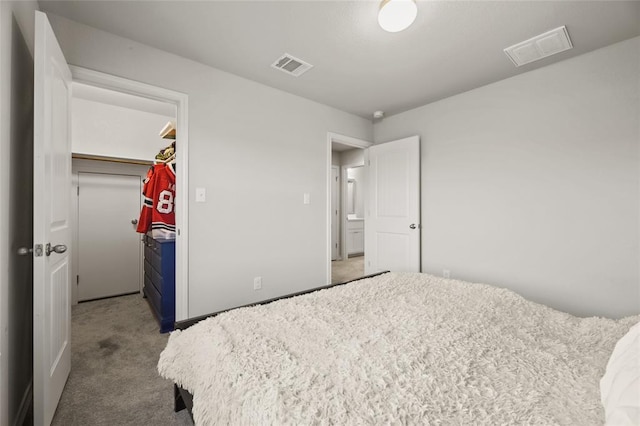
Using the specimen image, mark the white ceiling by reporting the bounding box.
[40,1,640,119]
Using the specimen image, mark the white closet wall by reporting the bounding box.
[72,83,175,160]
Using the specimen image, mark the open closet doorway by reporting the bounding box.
[327,133,372,284]
[70,81,179,326]
[70,66,189,322]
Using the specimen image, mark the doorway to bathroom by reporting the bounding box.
[328,133,372,284]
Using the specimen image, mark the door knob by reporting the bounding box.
[17,247,33,256]
[45,243,67,256]
[131,219,139,225]
[409,223,419,229]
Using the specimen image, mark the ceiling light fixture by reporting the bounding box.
[378,0,418,33]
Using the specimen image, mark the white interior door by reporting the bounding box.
[331,166,340,260]
[365,136,420,274]
[33,10,72,425]
[78,173,142,301]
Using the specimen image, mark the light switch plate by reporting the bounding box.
[195,187,206,202]
[303,193,310,204]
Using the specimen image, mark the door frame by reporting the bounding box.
[340,162,365,261]
[75,170,145,302]
[71,66,190,321]
[326,132,372,284]
[331,165,340,261]
[71,162,151,304]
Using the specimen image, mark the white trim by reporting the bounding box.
[326,132,372,284]
[71,174,78,305]
[70,66,190,321]
[330,165,341,261]
[341,166,348,261]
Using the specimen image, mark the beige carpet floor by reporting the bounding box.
[51,294,192,426]
[331,255,365,284]
[48,263,365,425]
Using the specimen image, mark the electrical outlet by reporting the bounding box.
[253,276,262,290]
[443,269,451,279]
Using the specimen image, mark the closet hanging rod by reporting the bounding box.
[72,153,154,166]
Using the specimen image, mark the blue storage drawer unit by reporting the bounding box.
[143,234,175,333]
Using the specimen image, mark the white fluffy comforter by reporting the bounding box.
[158,272,638,425]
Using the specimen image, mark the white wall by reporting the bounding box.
[46,13,373,318]
[72,94,175,161]
[374,37,640,319]
[0,2,39,424]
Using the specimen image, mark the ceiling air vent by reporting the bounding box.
[271,53,313,77]
[504,26,573,67]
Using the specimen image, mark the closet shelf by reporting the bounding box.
[159,121,176,139]
[72,153,154,166]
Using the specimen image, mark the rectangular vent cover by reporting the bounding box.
[271,53,313,77]
[504,26,573,67]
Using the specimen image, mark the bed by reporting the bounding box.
[158,272,639,425]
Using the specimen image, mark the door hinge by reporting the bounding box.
[34,244,43,257]
[77,186,79,196]
[77,275,79,286]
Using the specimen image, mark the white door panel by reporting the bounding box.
[78,173,141,301]
[376,232,411,270]
[365,136,420,274]
[33,10,72,425]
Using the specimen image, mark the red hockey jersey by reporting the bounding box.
[136,165,156,234]
[136,163,176,239]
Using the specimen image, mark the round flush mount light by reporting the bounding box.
[378,0,418,33]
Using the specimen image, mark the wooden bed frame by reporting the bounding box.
[171,271,389,420]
